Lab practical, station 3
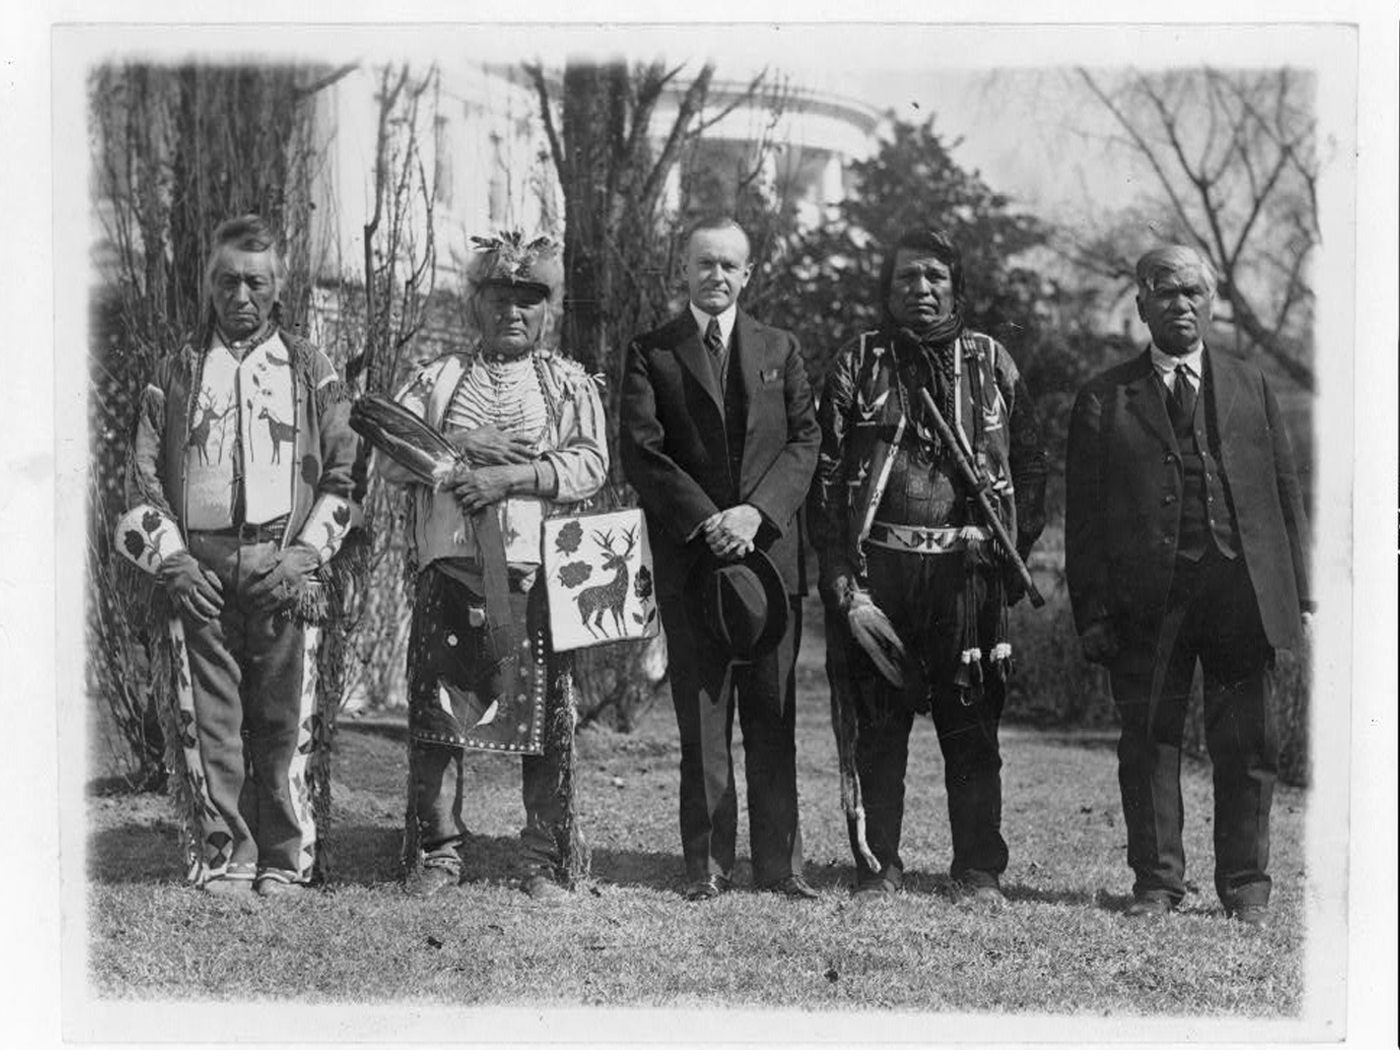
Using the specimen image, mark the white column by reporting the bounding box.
[822,151,845,206]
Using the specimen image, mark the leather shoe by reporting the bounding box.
[1124,895,1176,919]
[254,873,307,899]
[956,872,1005,905]
[1228,903,1269,928]
[762,874,819,900]
[683,874,731,901]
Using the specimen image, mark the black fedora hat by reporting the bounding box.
[684,549,789,661]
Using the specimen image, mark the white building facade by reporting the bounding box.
[309,61,885,292]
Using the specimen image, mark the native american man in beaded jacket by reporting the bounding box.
[119,215,359,898]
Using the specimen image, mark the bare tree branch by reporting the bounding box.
[524,62,568,185]
[636,63,715,217]
[1078,69,1206,247]
[688,68,769,138]
[1074,66,1317,390]
[294,61,360,101]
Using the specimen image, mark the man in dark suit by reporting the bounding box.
[1065,245,1312,928]
[620,217,821,901]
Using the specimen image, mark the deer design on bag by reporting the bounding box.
[576,526,637,637]
[186,392,232,464]
[257,406,297,464]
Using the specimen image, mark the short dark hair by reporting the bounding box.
[878,227,965,309]
[684,216,752,261]
[203,214,287,306]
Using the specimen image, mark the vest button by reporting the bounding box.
[1162,494,1177,504]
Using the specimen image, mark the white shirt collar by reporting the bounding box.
[1148,341,1204,388]
[690,302,738,349]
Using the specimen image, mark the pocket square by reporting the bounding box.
[759,367,782,383]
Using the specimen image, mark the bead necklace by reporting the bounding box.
[445,351,549,447]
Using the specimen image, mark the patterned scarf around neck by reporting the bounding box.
[892,311,964,452]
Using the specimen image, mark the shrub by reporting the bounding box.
[1003,559,1117,731]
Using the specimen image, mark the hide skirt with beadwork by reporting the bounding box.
[406,566,549,754]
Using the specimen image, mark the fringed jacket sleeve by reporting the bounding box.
[124,358,179,522]
[539,366,609,505]
[307,346,359,502]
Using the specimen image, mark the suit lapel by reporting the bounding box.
[734,309,762,427]
[673,311,724,414]
[1123,348,1178,452]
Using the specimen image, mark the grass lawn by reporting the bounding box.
[84,599,1308,1016]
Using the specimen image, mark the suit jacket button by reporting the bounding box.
[1162,494,1177,504]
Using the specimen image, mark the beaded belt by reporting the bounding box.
[865,521,990,555]
[193,516,289,544]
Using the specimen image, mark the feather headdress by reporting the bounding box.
[466,230,563,301]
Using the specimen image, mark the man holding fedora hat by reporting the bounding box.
[621,217,821,901]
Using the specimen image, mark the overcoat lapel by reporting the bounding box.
[672,314,724,414]
[1204,347,1239,439]
[1123,349,1178,452]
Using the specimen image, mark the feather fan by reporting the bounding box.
[350,393,462,487]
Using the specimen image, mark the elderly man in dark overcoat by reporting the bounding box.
[620,217,821,901]
[1065,244,1312,927]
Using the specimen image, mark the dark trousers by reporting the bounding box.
[182,533,311,879]
[410,741,569,877]
[845,548,1009,884]
[660,594,804,886]
[1109,550,1277,908]
[406,570,571,877]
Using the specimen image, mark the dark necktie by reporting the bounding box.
[1170,363,1197,425]
[704,317,724,357]
[704,317,726,390]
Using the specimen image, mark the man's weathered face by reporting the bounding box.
[210,246,279,342]
[886,249,956,333]
[1137,262,1214,356]
[685,227,752,316]
[475,283,550,357]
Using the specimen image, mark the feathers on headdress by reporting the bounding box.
[467,231,563,294]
